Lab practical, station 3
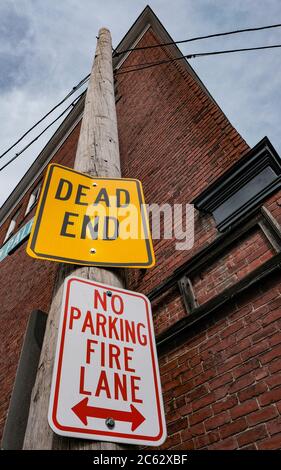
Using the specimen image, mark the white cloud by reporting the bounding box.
[0,0,280,205]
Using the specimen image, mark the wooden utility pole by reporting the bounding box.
[23,28,126,450]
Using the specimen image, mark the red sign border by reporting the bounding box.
[50,277,165,443]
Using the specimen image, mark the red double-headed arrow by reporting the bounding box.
[72,397,145,431]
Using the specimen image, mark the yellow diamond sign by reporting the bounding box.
[27,164,155,268]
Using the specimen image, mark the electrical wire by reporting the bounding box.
[2,24,281,171]
[113,22,281,56]
[0,91,85,173]
[0,74,90,161]
[115,43,281,75]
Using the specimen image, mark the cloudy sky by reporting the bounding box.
[0,0,280,206]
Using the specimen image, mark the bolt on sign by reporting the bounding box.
[26,164,155,268]
[48,276,166,446]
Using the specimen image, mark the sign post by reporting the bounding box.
[23,28,137,450]
[48,277,166,446]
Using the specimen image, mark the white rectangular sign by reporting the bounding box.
[48,276,166,446]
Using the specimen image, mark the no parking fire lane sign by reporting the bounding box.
[48,276,166,446]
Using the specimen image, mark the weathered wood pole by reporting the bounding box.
[23,28,126,450]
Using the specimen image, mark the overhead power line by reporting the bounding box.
[0,74,90,161]
[1,24,281,174]
[113,22,281,56]
[115,43,281,75]
[0,91,85,173]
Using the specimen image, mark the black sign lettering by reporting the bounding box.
[103,216,119,240]
[81,216,99,240]
[116,188,130,208]
[60,212,79,238]
[93,188,110,207]
[55,178,73,201]
[75,184,91,206]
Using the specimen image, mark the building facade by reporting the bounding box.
[1,7,281,450]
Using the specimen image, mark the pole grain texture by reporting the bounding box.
[23,28,127,450]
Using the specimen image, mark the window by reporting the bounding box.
[25,183,41,215]
[3,208,21,243]
[193,137,281,232]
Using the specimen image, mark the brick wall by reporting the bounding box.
[116,28,249,295]
[115,27,281,450]
[0,123,80,438]
[157,271,281,450]
[192,229,275,305]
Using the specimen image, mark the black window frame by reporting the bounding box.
[193,137,281,232]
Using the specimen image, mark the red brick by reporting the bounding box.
[192,394,214,412]
[205,411,231,431]
[268,359,281,374]
[163,377,181,392]
[232,358,260,379]
[177,402,192,417]
[195,430,220,449]
[252,325,277,344]
[225,337,251,358]
[160,432,181,450]
[172,440,195,450]
[240,443,257,450]
[186,385,208,403]
[216,354,241,374]
[201,350,225,370]
[241,339,270,361]
[189,354,201,368]
[199,335,220,353]
[266,374,281,390]
[268,331,281,347]
[220,417,247,439]
[177,348,198,364]
[266,415,281,436]
[180,364,202,382]
[253,290,278,309]
[189,406,212,426]
[220,320,244,339]
[212,396,238,414]
[231,399,259,419]
[193,368,216,387]
[236,322,260,341]
[167,417,188,434]
[258,387,281,406]
[268,297,281,311]
[247,405,278,426]
[229,305,251,323]
[238,382,268,402]
[262,310,281,327]
[228,373,254,393]
[244,305,268,325]
[209,372,233,391]
[192,385,227,412]
[172,379,195,398]
[260,344,281,365]
[182,423,204,441]
[237,424,267,447]
[209,436,238,450]
[254,368,269,381]
[258,433,281,449]
[161,358,178,374]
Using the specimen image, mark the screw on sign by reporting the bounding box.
[48,277,167,446]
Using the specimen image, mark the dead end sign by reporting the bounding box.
[26,163,155,268]
[48,276,167,446]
